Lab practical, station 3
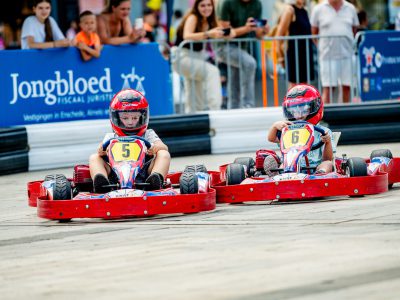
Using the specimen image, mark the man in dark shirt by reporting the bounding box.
[216,0,269,108]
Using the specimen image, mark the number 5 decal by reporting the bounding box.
[122,143,130,158]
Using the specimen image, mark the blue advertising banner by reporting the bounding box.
[0,43,173,127]
[358,31,400,101]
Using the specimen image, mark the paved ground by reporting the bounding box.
[1,143,400,300]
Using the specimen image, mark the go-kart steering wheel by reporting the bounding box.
[276,121,327,151]
[102,135,152,151]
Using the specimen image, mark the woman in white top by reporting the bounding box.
[21,0,70,49]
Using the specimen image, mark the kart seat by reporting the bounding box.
[332,131,341,171]
[332,132,341,153]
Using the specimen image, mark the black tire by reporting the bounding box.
[183,164,208,173]
[180,172,199,194]
[233,157,255,175]
[52,177,72,200]
[44,174,67,182]
[370,149,394,189]
[370,149,393,160]
[226,163,246,185]
[346,157,368,177]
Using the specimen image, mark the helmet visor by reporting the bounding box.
[283,99,319,121]
[110,109,148,131]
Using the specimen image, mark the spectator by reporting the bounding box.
[216,0,269,109]
[97,0,145,45]
[310,0,359,103]
[0,22,5,50]
[172,0,224,113]
[357,10,368,32]
[21,0,70,50]
[143,8,167,44]
[66,20,78,40]
[73,11,102,61]
[170,9,183,44]
[276,0,315,88]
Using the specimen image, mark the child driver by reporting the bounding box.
[267,84,334,174]
[89,89,170,193]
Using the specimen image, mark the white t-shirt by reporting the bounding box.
[21,15,65,49]
[102,129,161,146]
[310,1,359,60]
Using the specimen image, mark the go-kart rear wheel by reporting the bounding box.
[53,177,72,200]
[370,149,393,160]
[226,163,246,185]
[233,157,255,175]
[179,172,199,194]
[183,164,208,174]
[346,157,368,177]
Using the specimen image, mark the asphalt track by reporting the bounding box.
[1,143,400,300]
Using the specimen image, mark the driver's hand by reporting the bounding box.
[274,120,292,131]
[97,144,108,156]
[321,132,331,144]
[146,143,156,156]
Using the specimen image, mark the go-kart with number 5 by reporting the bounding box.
[27,135,215,221]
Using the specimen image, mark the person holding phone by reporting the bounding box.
[216,0,269,109]
[97,0,145,45]
[172,0,225,113]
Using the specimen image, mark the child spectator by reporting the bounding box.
[21,0,70,49]
[89,89,170,192]
[73,11,102,61]
[97,0,145,45]
[66,20,78,40]
[267,84,334,174]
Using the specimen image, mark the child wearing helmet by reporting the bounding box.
[267,84,334,174]
[89,88,170,192]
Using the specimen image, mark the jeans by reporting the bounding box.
[216,44,256,108]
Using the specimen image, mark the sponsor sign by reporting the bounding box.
[358,31,400,101]
[0,43,173,126]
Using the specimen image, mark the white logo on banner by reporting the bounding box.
[120,67,146,95]
[9,67,146,105]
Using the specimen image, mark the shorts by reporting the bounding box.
[320,58,353,87]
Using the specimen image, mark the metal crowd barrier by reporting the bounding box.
[171,34,358,114]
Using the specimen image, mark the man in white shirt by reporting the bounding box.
[311,0,359,103]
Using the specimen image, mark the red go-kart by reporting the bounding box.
[213,121,400,203]
[27,136,216,220]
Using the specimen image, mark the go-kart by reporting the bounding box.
[213,121,400,203]
[27,136,216,220]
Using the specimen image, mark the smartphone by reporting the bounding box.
[222,27,231,36]
[135,18,143,30]
[254,19,268,27]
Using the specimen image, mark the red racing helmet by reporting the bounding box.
[282,84,323,125]
[109,89,149,136]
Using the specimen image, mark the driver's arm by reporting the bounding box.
[321,133,333,161]
[147,140,169,156]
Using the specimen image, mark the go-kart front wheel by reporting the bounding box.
[183,164,208,174]
[346,157,368,177]
[226,163,245,185]
[233,157,255,176]
[45,174,72,200]
[179,172,199,194]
